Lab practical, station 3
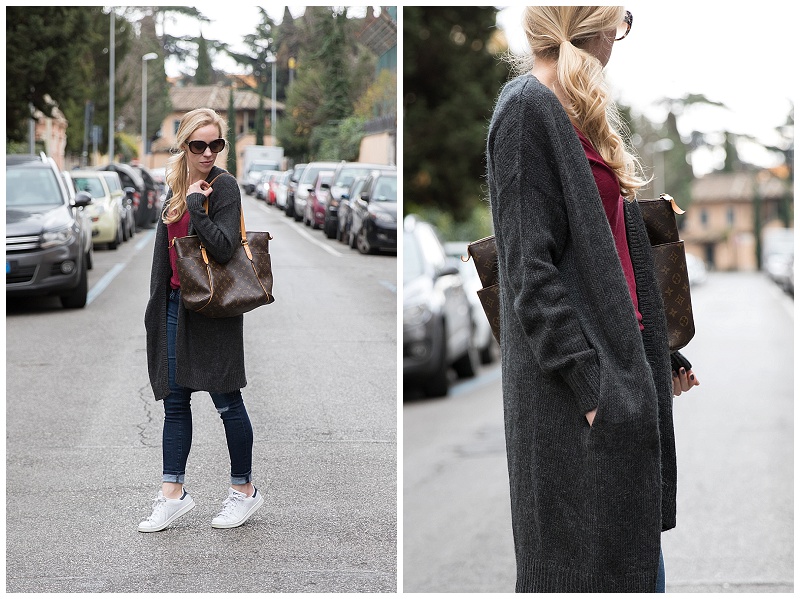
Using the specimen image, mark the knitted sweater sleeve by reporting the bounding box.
[489,79,602,415]
[186,172,241,264]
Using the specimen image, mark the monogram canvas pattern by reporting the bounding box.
[651,241,695,351]
[638,197,680,245]
[467,235,499,288]
[477,284,501,343]
[174,231,274,318]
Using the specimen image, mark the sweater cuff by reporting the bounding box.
[562,355,602,415]
[186,192,206,212]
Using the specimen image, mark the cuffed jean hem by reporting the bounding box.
[231,472,253,485]
[162,473,186,484]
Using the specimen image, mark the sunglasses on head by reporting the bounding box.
[186,138,226,154]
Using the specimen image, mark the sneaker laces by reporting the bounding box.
[216,490,246,519]
[144,494,167,523]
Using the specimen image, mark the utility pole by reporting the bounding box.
[108,9,115,163]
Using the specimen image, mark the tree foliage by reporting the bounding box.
[5,6,133,150]
[403,6,510,221]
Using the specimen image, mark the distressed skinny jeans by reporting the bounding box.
[162,289,254,485]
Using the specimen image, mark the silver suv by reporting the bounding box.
[6,154,93,308]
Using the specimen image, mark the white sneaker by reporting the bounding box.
[138,490,195,533]
[211,487,264,529]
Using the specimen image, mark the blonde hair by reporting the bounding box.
[163,108,227,224]
[521,6,647,199]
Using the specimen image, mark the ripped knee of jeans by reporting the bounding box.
[216,405,230,414]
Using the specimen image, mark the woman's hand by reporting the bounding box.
[673,368,700,396]
[187,179,213,197]
[585,408,597,426]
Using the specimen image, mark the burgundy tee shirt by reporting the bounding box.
[574,127,644,330]
[167,210,190,290]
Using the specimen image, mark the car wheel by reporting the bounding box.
[356,226,374,255]
[108,229,119,250]
[453,338,479,379]
[122,219,129,242]
[86,246,94,271]
[423,322,450,398]
[349,229,357,249]
[60,265,88,309]
[285,201,294,218]
[325,222,336,239]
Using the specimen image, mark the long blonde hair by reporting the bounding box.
[521,6,646,199]
[163,107,227,224]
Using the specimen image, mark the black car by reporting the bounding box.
[348,170,398,254]
[97,163,152,228]
[323,162,396,239]
[6,154,93,308]
[403,215,478,397]
[337,176,368,244]
[129,164,160,225]
[284,163,307,219]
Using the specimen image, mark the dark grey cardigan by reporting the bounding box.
[144,166,247,400]
[487,75,676,592]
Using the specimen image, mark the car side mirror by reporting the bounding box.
[124,186,136,199]
[341,193,350,200]
[321,182,330,190]
[435,265,459,278]
[72,191,93,207]
[360,191,370,202]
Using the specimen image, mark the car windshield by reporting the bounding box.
[335,167,381,188]
[6,168,63,207]
[72,176,106,198]
[403,232,425,281]
[372,177,397,202]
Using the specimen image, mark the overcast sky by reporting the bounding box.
[496,3,797,173]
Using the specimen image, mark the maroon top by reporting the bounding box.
[574,127,644,330]
[167,210,191,289]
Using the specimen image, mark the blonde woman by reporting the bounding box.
[140,108,263,532]
[486,7,698,592]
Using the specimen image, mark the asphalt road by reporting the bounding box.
[6,190,397,593]
[403,271,794,593]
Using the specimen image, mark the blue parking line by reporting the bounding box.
[135,228,156,251]
[86,263,126,305]
[450,365,502,397]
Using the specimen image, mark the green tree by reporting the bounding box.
[403,6,510,222]
[5,6,133,147]
[226,87,238,174]
[225,8,277,144]
[194,33,214,84]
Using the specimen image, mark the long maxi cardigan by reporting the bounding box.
[487,75,677,592]
[145,165,247,400]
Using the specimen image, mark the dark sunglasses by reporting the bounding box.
[186,138,226,154]
[615,10,633,41]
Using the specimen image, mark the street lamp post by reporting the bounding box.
[266,54,277,143]
[651,138,674,197]
[141,52,158,166]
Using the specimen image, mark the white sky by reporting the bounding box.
[159,5,379,78]
[496,3,797,174]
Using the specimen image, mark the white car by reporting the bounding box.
[274,170,292,209]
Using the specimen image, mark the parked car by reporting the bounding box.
[146,166,168,219]
[97,163,149,228]
[6,154,93,309]
[348,170,398,254]
[685,252,708,286]
[403,215,478,397]
[97,170,136,241]
[70,169,125,249]
[284,163,307,219]
[293,161,340,222]
[274,169,293,210]
[244,160,281,195]
[337,176,368,244]
[129,164,160,225]
[304,170,335,229]
[255,169,281,202]
[60,171,94,270]
[444,242,498,365]
[324,162,396,239]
